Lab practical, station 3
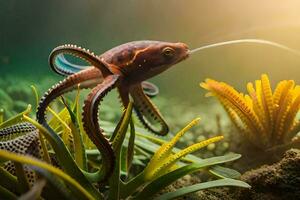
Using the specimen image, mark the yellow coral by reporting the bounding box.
[143,118,223,181]
[200,74,300,150]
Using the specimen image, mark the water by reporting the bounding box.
[2,0,300,110]
[0,0,300,126]
[0,0,300,80]
[0,2,300,199]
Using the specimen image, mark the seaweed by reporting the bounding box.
[0,86,249,199]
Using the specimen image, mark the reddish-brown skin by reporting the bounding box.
[37,40,189,181]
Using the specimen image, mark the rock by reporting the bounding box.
[185,149,300,200]
[229,133,283,172]
[234,149,300,200]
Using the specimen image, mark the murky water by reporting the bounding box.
[1,0,300,105]
[0,2,300,199]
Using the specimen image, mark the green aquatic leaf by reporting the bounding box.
[38,130,52,164]
[126,119,135,173]
[134,132,241,179]
[22,115,102,199]
[0,109,4,124]
[0,104,32,129]
[145,135,223,181]
[209,165,241,179]
[48,107,69,132]
[48,107,73,150]
[155,178,250,200]
[0,167,18,193]
[120,146,128,176]
[112,102,133,152]
[109,102,133,200]
[75,89,94,150]
[14,162,30,193]
[30,85,39,112]
[0,149,95,200]
[0,185,18,200]
[61,97,87,170]
[135,154,243,199]
[33,167,80,200]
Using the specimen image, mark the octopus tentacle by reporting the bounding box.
[141,81,159,98]
[49,44,113,77]
[36,67,102,125]
[129,84,169,135]
[118,85,130,107]
[50,52,160,100]
[51,54,88,76]
[82,75,120,181]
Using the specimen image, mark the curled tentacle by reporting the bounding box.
[51,54,88,76]
[36,67,102,125]
[82,75,120,181]
[35,68,108,193]
[129,84,169,135]
[49,44,112,77]
[141,81,159,98]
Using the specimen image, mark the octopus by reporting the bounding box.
[36,40,189,181]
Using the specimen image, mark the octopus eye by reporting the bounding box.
[162,47,175,58]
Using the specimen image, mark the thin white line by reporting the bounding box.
[189,39,300,56]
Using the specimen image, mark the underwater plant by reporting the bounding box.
[0,75,61,119]
[201,74,300,152]
[0,87,250,199]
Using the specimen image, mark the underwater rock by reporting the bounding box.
[229,132,300,173]
[235,148,300,200]
[196,149,300,200]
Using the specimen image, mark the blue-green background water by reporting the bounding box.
[2,0,300,107]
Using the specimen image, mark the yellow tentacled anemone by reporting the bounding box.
[143,118,223,181]
[200,74,300,150]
